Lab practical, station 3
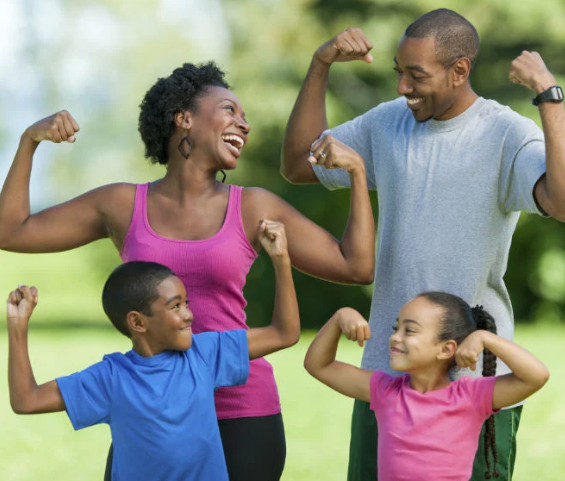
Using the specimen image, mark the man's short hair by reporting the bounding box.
[405,9,480,70]
[102,261,177,337]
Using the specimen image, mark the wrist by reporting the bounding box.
[311,54,333,72]
[20,130,40,147]
[348,160,366,177]
[532,75,557,95]
[271,252,291,266]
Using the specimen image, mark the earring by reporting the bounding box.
[218,170,227,183]
[178,136,192,159]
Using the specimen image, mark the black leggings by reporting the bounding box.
[103,413,286,481]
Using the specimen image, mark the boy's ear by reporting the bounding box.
[127,311,148,334]
[174,111,192,130]
[437,340,457,360]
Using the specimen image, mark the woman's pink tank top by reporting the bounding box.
[120,183,281,419]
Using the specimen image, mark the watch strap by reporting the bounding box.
[532,85,564,106]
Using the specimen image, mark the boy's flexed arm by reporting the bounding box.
[246,221,300,359]
[7,286,65,414]
[304,308,372,403]
[456,331,550,410]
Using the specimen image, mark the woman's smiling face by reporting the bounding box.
[187,86,250,170]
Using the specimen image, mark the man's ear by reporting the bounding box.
[437,340,457,361]
[127,311,148,334]
[174,111,192,130]
[451,57,472,87]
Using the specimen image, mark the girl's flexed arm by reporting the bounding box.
[456,331,550,410]
[304,308,372,402]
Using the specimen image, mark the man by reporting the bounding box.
[281,8,565,481]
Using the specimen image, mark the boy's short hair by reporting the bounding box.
[102,261,177,337]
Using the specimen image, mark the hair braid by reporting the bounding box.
[472,305,499,479]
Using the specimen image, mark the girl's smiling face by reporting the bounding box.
[389,296,450,373]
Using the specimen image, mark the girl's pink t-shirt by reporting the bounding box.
[370,371,498,481]
[120,183,281,420]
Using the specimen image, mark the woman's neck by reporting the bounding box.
[156,153,224,201]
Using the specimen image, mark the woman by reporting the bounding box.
[0,62,374,481]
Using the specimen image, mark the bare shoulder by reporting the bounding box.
[241,187,290,220]
[91,182,136,209]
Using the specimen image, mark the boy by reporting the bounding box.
[7,220,299,480]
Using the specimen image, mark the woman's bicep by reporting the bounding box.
[0,184,129,253]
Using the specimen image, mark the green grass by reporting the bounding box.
[1,326,563,480]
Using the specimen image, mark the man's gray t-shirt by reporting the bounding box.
[313,96,546,377]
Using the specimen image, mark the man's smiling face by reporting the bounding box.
[394,35,460,122]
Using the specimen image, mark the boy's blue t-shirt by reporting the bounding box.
[56,330,249,481]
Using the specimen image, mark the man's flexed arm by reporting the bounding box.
[281,29,373,184]
[510,51,565,222]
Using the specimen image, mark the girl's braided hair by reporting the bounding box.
[419,292,499,479]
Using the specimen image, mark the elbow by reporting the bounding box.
[283,328,301,349]
[538,367,550,389]
[280,164,301,185]
[11,400,33,415]
[349,265,375,285]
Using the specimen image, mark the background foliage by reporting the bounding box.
[1,0,564,329]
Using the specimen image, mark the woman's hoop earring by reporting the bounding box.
[218,170,227,183]
[178,136,192,159]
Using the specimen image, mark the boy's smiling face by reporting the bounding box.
[144,276,194,352]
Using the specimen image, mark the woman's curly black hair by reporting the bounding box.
[138,62,230,165]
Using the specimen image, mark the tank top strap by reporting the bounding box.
[119,183,149,259]
[223,184,243,230]
[223,185,254,253]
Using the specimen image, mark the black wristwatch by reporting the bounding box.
[531,85,564,106]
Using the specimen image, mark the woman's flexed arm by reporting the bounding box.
[243,137,375,285]
[0,112,129,252]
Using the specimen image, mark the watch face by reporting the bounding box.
[532,86,564,105]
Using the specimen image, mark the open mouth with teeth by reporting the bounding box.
[222,134,245,157]
[406,97,424,109]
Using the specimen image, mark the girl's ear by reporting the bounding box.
[437,340,457,360]
[127,311,148,334]
[174,111,192,130]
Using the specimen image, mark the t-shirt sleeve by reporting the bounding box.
[463,376,499,420]
[369,370,394,414]
[498,115,546,215]
[196,330,249,389]
[55,359,113,430]
[312,110,377,191]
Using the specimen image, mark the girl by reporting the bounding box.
[304,292,549,481]
[0,62,374,481]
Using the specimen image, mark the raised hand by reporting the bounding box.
[314,28,373,66]
[258,220,288,259]
[309,135,365,174]
[6,285,38,326]
[24,110,80,144]
[334,307,371,347]
[509,51,556,94]
[455,330,487,371]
